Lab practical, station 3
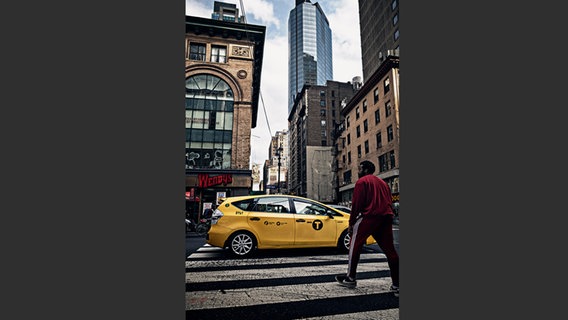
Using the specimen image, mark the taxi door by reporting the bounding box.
[291,199,337,246]
[246,197,295,247]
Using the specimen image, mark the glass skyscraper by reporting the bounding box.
[288,0,333,114]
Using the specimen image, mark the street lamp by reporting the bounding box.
[276,144,283,194]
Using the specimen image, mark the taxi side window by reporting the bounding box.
[250,197,291,213]
[293,200,327,215]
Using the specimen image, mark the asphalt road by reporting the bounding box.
[186,228,400,319]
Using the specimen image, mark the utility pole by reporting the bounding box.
[277,144,283,194]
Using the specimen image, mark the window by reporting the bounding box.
[320,109,326,116]
[363,100,368,113]
[346,116,350,128]
[211,45,227,63]
[356,125,361,138]
[321,130,326,137]
[321,140,327,146]
[376,132,382,148]
[375,109,380,124]
[321,120,326,127]
[356,107,360,119]
[331,100,335,108]
[374,88,379,104]
[347,134,351,145]
[343,170,352,185]
[189,43,206,61]
[331,90,335,97]
[232,198,255,210]
[342,138,346,149]
[251,197,291,213]
[357,145,362,158]
[185,74,234,169]
[384,77,390,94]
[379,153,388,172]
[332,110,336,117]
[342,154,346,164]
[364,140,369,154]
[320,90,326,96]
[389,150,396,168]
[293,200,328,216]
[385,101,392,117]
[363,119,368,132]
[393,13,399,26]
[394,29,400,41]
[348,151,352,164]
[387,125,394,142]
[320,100,326,107]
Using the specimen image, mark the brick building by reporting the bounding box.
[185,14,265,217]
[288,80,357,201]
[336,55,400,206]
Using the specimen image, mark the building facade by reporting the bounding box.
[288,81,357,201]
[288,0,333,114]
[263,130,289,194]
[358,0,400,81]
[185,14,265,218]
[336,56,400,208]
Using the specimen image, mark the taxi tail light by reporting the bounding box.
[212,209,224,220]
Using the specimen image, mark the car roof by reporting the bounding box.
[222,195,349,213]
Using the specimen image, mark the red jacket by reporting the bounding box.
[349,174,394,226]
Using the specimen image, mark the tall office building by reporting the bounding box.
[358,0,400,81]
[288,0,333,115]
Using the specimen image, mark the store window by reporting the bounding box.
[185,74,234,169]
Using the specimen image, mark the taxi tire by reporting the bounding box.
[338,230,351,252]
[227,231,257,257]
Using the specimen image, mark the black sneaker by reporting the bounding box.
[390,285,399,297]
[335,275,357,288]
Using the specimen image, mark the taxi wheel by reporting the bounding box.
[338,230,351,252]
[228,231,257,257]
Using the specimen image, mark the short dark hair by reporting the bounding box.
[360,160,375,174]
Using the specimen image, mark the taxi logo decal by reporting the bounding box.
[264,221,288,226]
[312,220,323,230]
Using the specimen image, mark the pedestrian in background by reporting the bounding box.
[335,160,399,297]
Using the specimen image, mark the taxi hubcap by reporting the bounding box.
[344,234,351,249]
[231,234,253,255]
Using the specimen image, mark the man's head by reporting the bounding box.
[358,160,376,177]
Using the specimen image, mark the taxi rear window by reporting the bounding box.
[232,199,254,210]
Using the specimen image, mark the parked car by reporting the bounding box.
[328,204,352,214]
[206,194,375,257]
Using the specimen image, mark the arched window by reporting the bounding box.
[185,74,234,169]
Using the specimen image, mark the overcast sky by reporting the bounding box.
[186,0,362,181]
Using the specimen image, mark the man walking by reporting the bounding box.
[335,160,399,297]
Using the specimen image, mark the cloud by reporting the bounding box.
[185,0,211,17]
[186,0,279,29]
[251,34,289,167]
[240,0,280,29]
[324,0,363,82]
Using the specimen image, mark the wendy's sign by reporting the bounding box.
[198,173,233,188]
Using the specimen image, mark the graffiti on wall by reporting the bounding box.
[186,149,231,169]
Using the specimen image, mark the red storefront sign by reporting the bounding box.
[198,173,233,188]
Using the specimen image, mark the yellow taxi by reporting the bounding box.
[206,194,376,257]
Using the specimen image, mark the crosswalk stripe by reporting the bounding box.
[186,244,398,318]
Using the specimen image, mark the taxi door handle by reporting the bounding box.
[296,219,305,222]
[250,217,260,221]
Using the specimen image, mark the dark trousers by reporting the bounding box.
[347,214,399,287]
